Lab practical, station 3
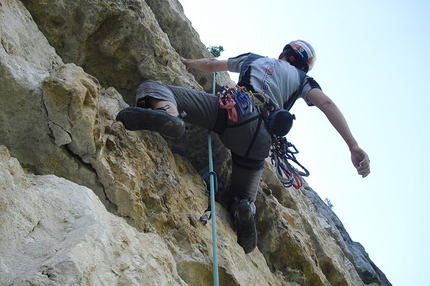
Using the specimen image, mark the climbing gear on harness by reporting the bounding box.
[232,198,257,254]
[116,107,187,138]
[227,85,254,117]
[219,85,297,137]
[218,85,266,121]
[218,84,278,119]
[270,135,310,189]
[218,86,238,122]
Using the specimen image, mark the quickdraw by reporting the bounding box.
[199,171,218,225]
[270,136,310,189]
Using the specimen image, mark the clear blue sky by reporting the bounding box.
[179,0,430,285]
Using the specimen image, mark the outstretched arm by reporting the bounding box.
[307,88,371,178]
[181,57,228,73]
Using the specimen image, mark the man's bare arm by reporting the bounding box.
[181,57,228,73]
[307,88,370,177]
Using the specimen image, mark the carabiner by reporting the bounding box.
[234,89,253,117]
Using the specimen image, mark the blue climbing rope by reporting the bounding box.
[207,132,219,286]
[203,72,219,286]
[198,72,219,284]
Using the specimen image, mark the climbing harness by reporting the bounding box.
[216,82,310,189]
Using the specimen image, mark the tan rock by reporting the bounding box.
[0,145,186,286]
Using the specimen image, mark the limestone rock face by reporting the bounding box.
[0,0,391,285]
[20,0,232,104]
[0,146,185,286]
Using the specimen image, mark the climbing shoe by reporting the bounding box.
[233,199,257,254]
[116,107,186,138]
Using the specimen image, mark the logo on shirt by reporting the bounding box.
[261,61,275,92]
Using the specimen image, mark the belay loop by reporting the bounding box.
[270,135,310,189]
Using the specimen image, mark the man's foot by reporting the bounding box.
[233,199,258,254]
[116,107,186,138]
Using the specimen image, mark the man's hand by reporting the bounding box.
[350,146,370,178]
[180,57,191,70]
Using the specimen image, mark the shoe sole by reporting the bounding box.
[235,201,258,254]
[116,107,185,138]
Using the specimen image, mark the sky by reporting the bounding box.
[178,0,430,285]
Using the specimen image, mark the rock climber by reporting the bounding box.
[116,40,371,254]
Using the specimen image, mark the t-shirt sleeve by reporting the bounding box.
[227,53,251,73]
[300,77,322,107]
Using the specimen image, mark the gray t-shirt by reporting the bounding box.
[227,53,318,109]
